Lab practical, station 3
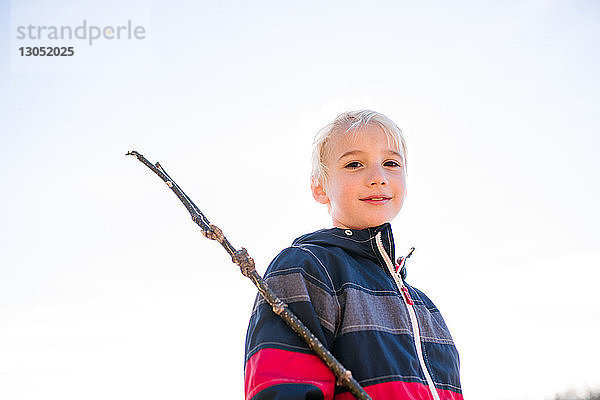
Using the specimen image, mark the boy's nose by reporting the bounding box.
[370,179,386,185]
[368,167,388,186]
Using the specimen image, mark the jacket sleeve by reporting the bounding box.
[244,246,339,400]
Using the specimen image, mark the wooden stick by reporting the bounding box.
[126,150,372,400]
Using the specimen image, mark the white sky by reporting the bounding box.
[1,1,599,399]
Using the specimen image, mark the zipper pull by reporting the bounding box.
[396,247,415,280]
[401,285,414,305]
[395,258,403,273]
[395,258,406,280]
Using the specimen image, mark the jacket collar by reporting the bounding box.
[293,223,396,266]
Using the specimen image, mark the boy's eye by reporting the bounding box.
[384,160,403,168]
[344,161,362,169]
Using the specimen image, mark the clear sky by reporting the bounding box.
[1,1,599,399]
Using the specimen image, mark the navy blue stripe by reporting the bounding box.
[290,246,399,295]
[334,331,461,390]
[422,341,462,392]
[246,301,335,361]
[332,330,428,386]
[265,245,404,299]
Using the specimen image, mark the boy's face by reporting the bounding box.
[311,125,407,230]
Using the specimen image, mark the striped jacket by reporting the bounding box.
[244,223,462,399]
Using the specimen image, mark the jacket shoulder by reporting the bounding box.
[264,245,337,295]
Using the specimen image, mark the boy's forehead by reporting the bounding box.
[327,125,403,158]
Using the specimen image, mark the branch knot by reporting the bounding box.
[232,248,256,277]
[337,370,353,386]
[203,224,224,242]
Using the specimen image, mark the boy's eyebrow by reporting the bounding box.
[338,149,404,160]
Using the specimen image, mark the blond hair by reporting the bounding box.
[310,109,407,186]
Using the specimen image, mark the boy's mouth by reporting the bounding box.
[360,195,392,205]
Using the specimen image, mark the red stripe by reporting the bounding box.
[334,380,463,400]
[245,348,462,400]
[437,386,464,400]
[245,348,335,399]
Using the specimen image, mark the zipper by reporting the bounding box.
[375,232,440,400]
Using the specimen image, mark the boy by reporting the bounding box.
[244,110,462,400]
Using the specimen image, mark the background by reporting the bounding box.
[1,1,599,399]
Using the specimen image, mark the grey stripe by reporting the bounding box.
[255,272,338,333]
[340,288,455,344]
[254,272,454,344]
[339,287,412,335]
[413,304,455,344]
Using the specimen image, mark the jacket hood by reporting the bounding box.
[292,223,396,268]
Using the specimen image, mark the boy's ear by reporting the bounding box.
[311,180,330,205]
